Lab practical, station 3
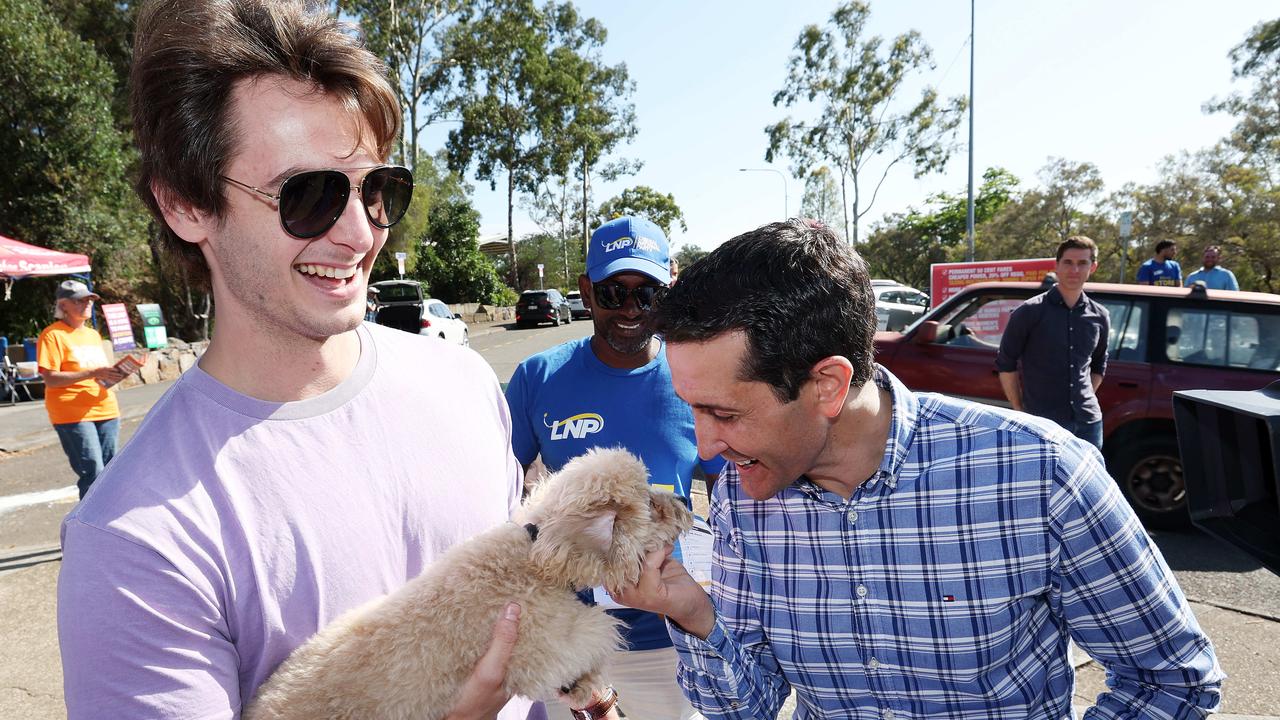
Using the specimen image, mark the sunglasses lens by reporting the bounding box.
[362,166,414,229]
[594,284,626,309]
[593,284,664,310]
[634,286,661,310]
[279,171,349,239]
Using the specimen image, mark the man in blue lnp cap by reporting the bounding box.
[505,216,724,719]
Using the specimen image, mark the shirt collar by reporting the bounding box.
[1046,283,1089,309]
[793,364,919,500]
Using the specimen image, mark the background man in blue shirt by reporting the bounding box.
[615,219,1221,719]
[506,216,724,720]
[996,236,1110,448]
[1185,245,1240,290]
[1136,239,1182,286]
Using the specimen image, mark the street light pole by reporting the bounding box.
[965,0,976,262]
[739,168,789,219]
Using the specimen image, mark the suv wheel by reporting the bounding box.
[1110,437,1190,530]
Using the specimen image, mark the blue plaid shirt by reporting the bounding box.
[670,367,1222,719]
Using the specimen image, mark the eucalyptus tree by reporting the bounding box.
[765,1,966,243]
[595,186,688,238]
[339,0,466,171]
[441,0,613,285]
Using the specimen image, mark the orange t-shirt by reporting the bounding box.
[37,321,120,425]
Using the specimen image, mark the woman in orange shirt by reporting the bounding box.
[37,280,126,499]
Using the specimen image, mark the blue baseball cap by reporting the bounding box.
[587,216,671,284]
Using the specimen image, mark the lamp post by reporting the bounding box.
[739,168,789,219]
[965,0,976,262]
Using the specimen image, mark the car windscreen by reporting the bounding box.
[374,284,420,301]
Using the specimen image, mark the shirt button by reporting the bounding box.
[883,710,895,720]
[847,509,858,525]
[856,584,868,598]
[867,656,880,670]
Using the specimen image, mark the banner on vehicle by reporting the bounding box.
[929,258,1056,307]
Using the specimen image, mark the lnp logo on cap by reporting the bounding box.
[603,236,633,253]
[544,412,605,440]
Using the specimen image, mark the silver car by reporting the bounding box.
[566,290,591,319]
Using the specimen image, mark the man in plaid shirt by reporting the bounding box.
[616,220,1222,719]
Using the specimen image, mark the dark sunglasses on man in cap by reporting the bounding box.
[591,282,666,311]
[221,165,414,240]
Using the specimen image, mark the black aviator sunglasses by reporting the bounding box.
[591,282,666,311]
[221,165,414,239]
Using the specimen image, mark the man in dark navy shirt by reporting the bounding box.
[996,236,1111,448]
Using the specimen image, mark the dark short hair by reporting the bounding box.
[652,219,877,402]
[131,0,400,290]
[1155,239,1176,253]
[1056,235,1098,262]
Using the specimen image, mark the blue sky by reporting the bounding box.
[418,0,1277,251]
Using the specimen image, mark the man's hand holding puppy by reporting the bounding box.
[612,544,716,641]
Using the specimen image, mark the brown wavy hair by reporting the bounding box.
[130,0,400,290]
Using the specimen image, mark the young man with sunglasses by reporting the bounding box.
[505,216,725,719]
[56,2,537,719]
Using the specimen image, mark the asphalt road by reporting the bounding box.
[3,318,1279,717]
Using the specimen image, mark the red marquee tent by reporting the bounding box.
[0,234,91,280]
[1,234,91,300]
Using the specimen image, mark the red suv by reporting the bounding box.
[875,281,1280,529]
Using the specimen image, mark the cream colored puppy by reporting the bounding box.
[245,447,693,720]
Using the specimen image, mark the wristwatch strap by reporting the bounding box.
[569,685,618,720]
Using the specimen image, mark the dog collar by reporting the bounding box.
[524,522,539,542]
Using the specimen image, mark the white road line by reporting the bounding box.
[0,485,78,516]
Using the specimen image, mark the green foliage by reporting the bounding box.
[339,0,465,171]
[441,0,611,284]
[595,186,688,237]
[0,0,151,340]
[862,167,1018,289]
[765,0,966,243]
[673,244,709,271]
[487,284,517,307]
[491,232,580,292]
[799,166,845,240]
[415,198,506,304]
[1230,17,1280,78]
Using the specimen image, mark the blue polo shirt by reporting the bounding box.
[505,336,725,650]
[1184,266,1239,291]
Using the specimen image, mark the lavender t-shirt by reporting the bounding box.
[58,323,532,719]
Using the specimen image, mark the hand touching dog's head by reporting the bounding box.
[518,448,693,591]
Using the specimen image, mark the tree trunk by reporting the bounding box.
[507,170,518,287]
[840,170,850,244]
[581,154,590,261]
[560,179,570,285]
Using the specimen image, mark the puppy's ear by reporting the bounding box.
[580,509,617,553]
[530,504,621,589]
[647,489,694,548]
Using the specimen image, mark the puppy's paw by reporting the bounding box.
[558,674,602,708]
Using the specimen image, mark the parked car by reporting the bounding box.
[874,280,1280,529]
[873,284,930,331]
[566,290,591,319]
[422,298,469,346]
[367,280,469,346]
[516,289,573,327]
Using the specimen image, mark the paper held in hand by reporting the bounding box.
[98,353,145,388]
[592,515,714,611]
